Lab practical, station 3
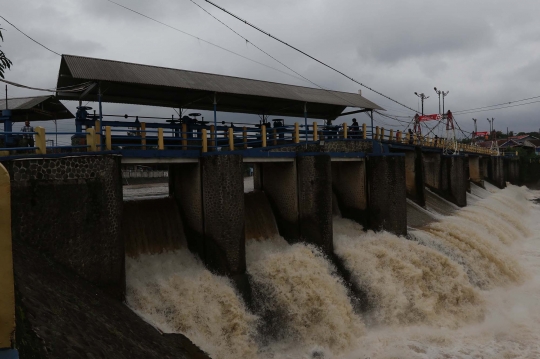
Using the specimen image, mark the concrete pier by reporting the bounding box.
[488,156,506,189]
[468,156,484,188]
[297,154,333,255]
[441,156,467,207]
[366,155,407,236]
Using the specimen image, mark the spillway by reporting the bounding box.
[123,184,540,359]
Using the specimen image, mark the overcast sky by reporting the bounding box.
[2,0,540,143]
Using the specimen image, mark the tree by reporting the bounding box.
[0,24,12,79]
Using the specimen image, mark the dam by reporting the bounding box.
[1,55,540,358]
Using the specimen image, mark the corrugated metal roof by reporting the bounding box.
[0,96,52,111]
[58,55,383,111]
[0,95,74,122]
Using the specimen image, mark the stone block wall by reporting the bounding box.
[2,155,124,300]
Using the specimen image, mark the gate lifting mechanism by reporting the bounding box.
[414,110,458,155]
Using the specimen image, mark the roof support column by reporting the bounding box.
[370,110,374,140]
[213,93,217,131]
[98,84,103,149]
[304,102,308,143]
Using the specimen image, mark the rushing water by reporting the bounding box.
[125,184,540,359]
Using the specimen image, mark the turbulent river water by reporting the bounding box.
[124,181,540,359]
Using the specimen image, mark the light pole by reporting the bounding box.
[472,118,477,141]
[414,92,429,115]
[442,91,449,113]
[434,87,441,114]
[486,118,492,140]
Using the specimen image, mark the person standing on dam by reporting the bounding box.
[350,118,359,139]
[20,120,34,147]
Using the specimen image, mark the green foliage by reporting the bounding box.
[0,25,13,79]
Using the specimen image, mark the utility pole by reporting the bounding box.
[442,90,450,113]
[414,92,429,115]
[434,87,441,114]
[486,118,492,140]
[472,118,477,142]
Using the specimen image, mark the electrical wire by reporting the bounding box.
[200,0,417,113]
[453,95,540,115]
[0,15,61,56]
[106,0,309,83]
[186,0,374,113]
[0,78,94,93]
[453,99,540,116]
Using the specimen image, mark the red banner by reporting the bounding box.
[417,114,442,122]
[473,131,489,137]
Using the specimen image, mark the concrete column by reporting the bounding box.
[169,163,204,256]
[366,155,407,236]
[403,148,426,206]
[201,155,246,276]
[422,152,441,191]
[488,156,506,189]
[468,156,484,187]
[297,154,333,255]
[481,157,490,180]
[442,156,467,207]
[331,161,368,226]
[258,162,300,241]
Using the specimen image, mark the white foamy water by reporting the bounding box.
[340,185,540,359]
[125,251,259,359]
[246,237,365,358]
[125,184,540,359]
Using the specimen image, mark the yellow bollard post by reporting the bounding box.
[158,128,164,150]
[406,133,411,144]
[396,131,402,142]
[313,122,318,141]
[201,129,208,153]
[228,128,234,151]
[34,127,46,155]
[0,163,15,349]
[343,123,348,139]
[389,129,394,141]
[210,125,216,150]
[362,123,367,139]
[380,127,385,141]
[243,126,248,149]
[105,126,112,151]
[141,122,146,150]
[294,122,300,143]
[182,123,187,151]
[375,126,380,140]
[261,125,267,147]
[86,128,96,152]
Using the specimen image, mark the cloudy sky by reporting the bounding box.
[2,0,540,143]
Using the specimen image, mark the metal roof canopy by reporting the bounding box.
[56,55,384,120]
[0,95,74,122]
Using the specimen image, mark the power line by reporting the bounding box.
[454,95,540,114]
[454,99,540,116]
[106,0,309,83]
[200,0,417,113]
[0,15,61,56]
[186,0,367,112]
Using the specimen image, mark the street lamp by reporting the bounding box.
[434,87,442,114]
[414,92,429,115]
[442,91,449,113]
